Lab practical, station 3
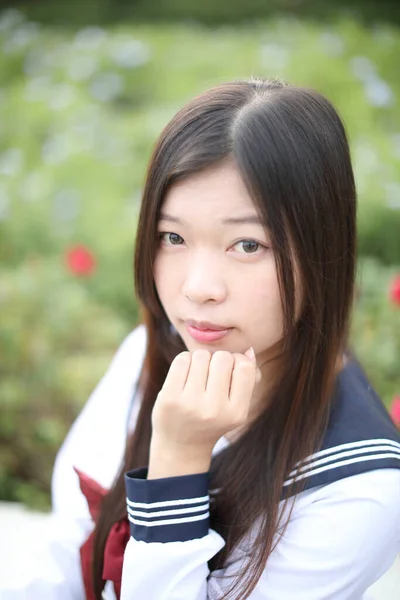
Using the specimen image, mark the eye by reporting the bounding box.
[158,232,184,246]
[233,239,264,254]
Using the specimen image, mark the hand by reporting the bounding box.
[150,347,261,458]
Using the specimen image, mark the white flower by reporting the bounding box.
[0,186,10,221]
[260,43,289,71]
[364,77,395,108]
[48,83,76,111]
[89,72,124,102]
[53,188,81,222]
[0,9,24,33]
[0,148,24,176]
[73,26,106,50]
[3,22,39,53]
[352,140,380,194]
[67,55,98,81]
[25,76,52,102]
[385,182,400,210]
[319,31,345,56]
[109,38,150,69]
[24,48,47,77]
[350,56,376,81]
[20,171,48,202]
[41,135,71,164]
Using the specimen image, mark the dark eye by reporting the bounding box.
[234,240,260,254]
[159,232,184,245]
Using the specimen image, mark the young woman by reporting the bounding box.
[8,78,400,600]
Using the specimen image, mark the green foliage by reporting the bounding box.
[352,259,400,403]
[0,257,128,509]
[0,9,399,508]
[11,0,400,27]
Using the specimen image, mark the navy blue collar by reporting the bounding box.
[283,358,400,494]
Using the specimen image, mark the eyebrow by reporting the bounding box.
[158,213,263,226]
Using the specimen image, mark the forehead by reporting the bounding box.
[162,162,255,216]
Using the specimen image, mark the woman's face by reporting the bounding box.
[154,162,299,363]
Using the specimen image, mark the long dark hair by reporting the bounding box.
[92,78,357,599]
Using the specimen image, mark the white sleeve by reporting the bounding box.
[1,326,146,600]
[120,468,400,600]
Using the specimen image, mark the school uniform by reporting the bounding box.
[2,324,400,599]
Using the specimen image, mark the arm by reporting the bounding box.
[120,468,400,600]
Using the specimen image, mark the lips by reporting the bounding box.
[185,319,230,332]
[185,323,232,343]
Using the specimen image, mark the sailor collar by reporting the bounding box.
[283,358,400,495]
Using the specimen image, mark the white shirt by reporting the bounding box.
[2,325,400,599]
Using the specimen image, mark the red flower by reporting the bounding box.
[65,244,96,277]
[389,275,400,306]
[390,396,400,428]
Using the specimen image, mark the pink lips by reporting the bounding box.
[185,319,229,331]
[185,320,232,343]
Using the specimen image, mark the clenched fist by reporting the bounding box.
[150,347,261,458]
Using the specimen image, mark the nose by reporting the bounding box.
[182,252,227,304]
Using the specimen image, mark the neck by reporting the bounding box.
[224,352,347,445]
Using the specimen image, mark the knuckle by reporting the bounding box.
[212,351,234,367]
[201,409,218,423]
[176,351,191,363]
[192,349,211,362]
[234,356,253,372]
[157,390,174,405]
[230,408,247,425]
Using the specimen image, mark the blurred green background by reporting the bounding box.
[0,0,399,509]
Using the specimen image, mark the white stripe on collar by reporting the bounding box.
[289,438,400,477]
[284,442,400,486]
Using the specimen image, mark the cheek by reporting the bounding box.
[243,273,284,335]
[248,270,282,309]
[153,254,178,302]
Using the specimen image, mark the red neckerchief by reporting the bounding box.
[74,467,130,599]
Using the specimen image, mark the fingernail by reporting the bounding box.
[245,346,256,364]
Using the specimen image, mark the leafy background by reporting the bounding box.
[0,2,399,509]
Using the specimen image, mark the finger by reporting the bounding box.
[229,354,257,414]
[161,351,191,396]
[206,351,235,401]
[183,349,211,396]
[243,347,262,384]
[243,346,256,363]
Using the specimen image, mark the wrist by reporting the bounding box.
[148,437,213,480]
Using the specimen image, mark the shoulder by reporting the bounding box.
[296,467,400,518]
[291,468,400,570]
[256,469,400,598]
[120,323,147,353]
[107,323,147,372]
[284,358,400,494]
[71,323,147,420]
[75,323,148,425]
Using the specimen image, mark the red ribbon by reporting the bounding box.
[74,467,130,599]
